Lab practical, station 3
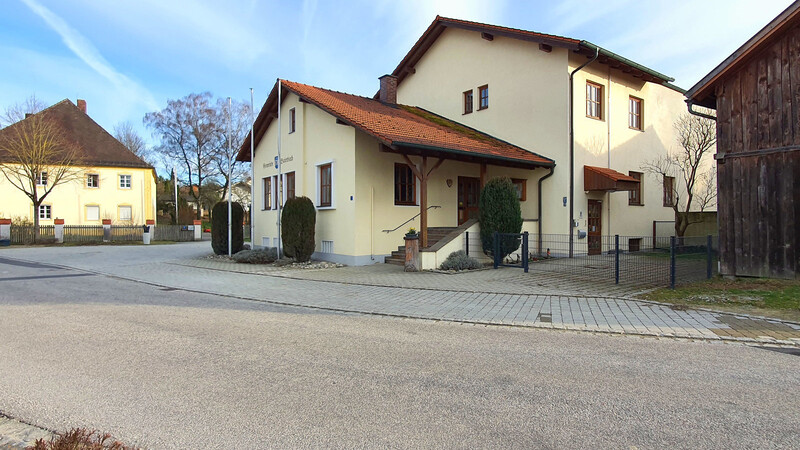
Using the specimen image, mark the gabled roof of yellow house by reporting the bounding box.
[0,99,153,170]
[383,15,677,95]
[239,79,554,169]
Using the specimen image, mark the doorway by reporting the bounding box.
[587,199,602,256]
[457,177,480,225]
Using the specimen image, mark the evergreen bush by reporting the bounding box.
[439,250,482,271]
[211,201,244,255]
[478,177,522,259]
[281,196,316,262]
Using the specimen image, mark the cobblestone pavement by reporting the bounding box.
[0,416,52,448]
[2,243,799,346]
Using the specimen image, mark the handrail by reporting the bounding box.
[382,205,441,233]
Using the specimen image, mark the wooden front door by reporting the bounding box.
[458,177,481,225]
[587,200,602,256]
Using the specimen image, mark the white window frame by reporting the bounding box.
[288,107,296,134]
[262,177,272,210]
[36,171,48,186]
[118,205,133,221]
[85,205,100,222]
[316,160,335,210]
[273,175,280,209]
[86,173,100,188]
[38,204,52,220]
[119,174,132,189]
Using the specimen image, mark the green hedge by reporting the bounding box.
[479,177,522,259]
[211,201,244,255]
[281,196,316,262]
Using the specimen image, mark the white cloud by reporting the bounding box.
[19,0,159,111]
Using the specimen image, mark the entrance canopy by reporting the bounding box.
[583,165,640,192]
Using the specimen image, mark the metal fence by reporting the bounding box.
[493,232,719,289]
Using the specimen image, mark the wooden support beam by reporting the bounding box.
[420,156,428,248]
[427,158,444,177]
[402,154,422,180]
[480,163,487,187]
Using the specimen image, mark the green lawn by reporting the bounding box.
[639,277,800,322]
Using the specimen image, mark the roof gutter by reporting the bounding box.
[686,99,717,121]
[393,142,554,168]
[568,46,599,258]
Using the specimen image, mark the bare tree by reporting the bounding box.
[0,114,83,242]
[145,93,222,219]
[214,98,252,201]
[113,121,149,161]
[1,95,48,128]
[642,113,717,237]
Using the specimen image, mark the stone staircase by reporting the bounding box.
[385,227,457,265]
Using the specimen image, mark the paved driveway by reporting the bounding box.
[0,254,799,448]
[1,242,799,346]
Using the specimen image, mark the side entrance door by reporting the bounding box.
[587,199,602,256]
[458,177,481,225]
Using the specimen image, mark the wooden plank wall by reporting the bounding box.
[714,21,800,278]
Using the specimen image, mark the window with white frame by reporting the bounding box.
[36,171,48,186]
[38,204,51,220]
[289,107,296,133]
[119,174,132,189]
[87,174,99,188]
[86,205,100,221]
[119,205,132,221]
[262,177,272,210]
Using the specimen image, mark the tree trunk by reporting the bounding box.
[32,200,40,244]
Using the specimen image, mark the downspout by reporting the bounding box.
[537,166,555,256]
[569,47,599,258]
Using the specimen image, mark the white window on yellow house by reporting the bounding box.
[86,205,100,221]
[119,174,132,189]
[36,171,48,186]
[118,205,132,221]
[586,82,603,120]
[38,204,51,220]
[318,163,332,208]
[289,107,296,133]
[87,173,99,188]
[629,96,643,130]
[262,177,272,210]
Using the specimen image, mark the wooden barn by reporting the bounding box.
[686,2,800,279]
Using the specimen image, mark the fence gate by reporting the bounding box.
[492,231,529,273]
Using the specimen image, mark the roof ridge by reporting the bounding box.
[435,15,579,43]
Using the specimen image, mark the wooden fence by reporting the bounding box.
[8,224,195,244]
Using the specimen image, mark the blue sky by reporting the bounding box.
[0,0,793,157]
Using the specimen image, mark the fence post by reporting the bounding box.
[614,234,620,285]
[523,232,529,273]
[193,220,202,241]
[54,219,64,244]
[0,218,11,242]
[670,236,676,290]
[102,219,112,242]
[706,234,713,279]
[493,231,499,269]
[465,232,469,256]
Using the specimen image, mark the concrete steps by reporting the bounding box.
[385,227,457,265]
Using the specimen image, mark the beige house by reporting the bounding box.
[0,100,157,225]
[240,17,692,267]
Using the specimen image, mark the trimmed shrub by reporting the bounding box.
[232,248,277,264]
[211,201,244,255]
[439,250,482,271]
[479,177,522,259]
[281,196,316,262]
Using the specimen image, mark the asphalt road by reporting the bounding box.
[0,255,798,448]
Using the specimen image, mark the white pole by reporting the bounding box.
[276,79,282,258]
[227,96,233,257]
[250,88,255,248]
[172,168,178,224]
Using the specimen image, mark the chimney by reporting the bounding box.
[77,99,87,114]
[379,75,398,105]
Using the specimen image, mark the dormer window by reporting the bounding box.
[463,90,473,114]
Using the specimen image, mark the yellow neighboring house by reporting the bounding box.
[239,17,704,268]
[0,99,156,225]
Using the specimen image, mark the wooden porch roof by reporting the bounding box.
[584,165,639,192]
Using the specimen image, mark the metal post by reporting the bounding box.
[670,236,676,290]
[250,88,255,248]
[706,234,713,279]
[614,234,620,285]
[523,231,529,273]
[276,79,282,258]
[493,231,499,269]
[465,231,469,256]
[227,97,233,257]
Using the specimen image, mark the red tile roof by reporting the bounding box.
[239,80,554,168]
[584,165,639,182]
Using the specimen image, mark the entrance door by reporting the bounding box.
[587,200,602,256]
[457,177,481,225]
